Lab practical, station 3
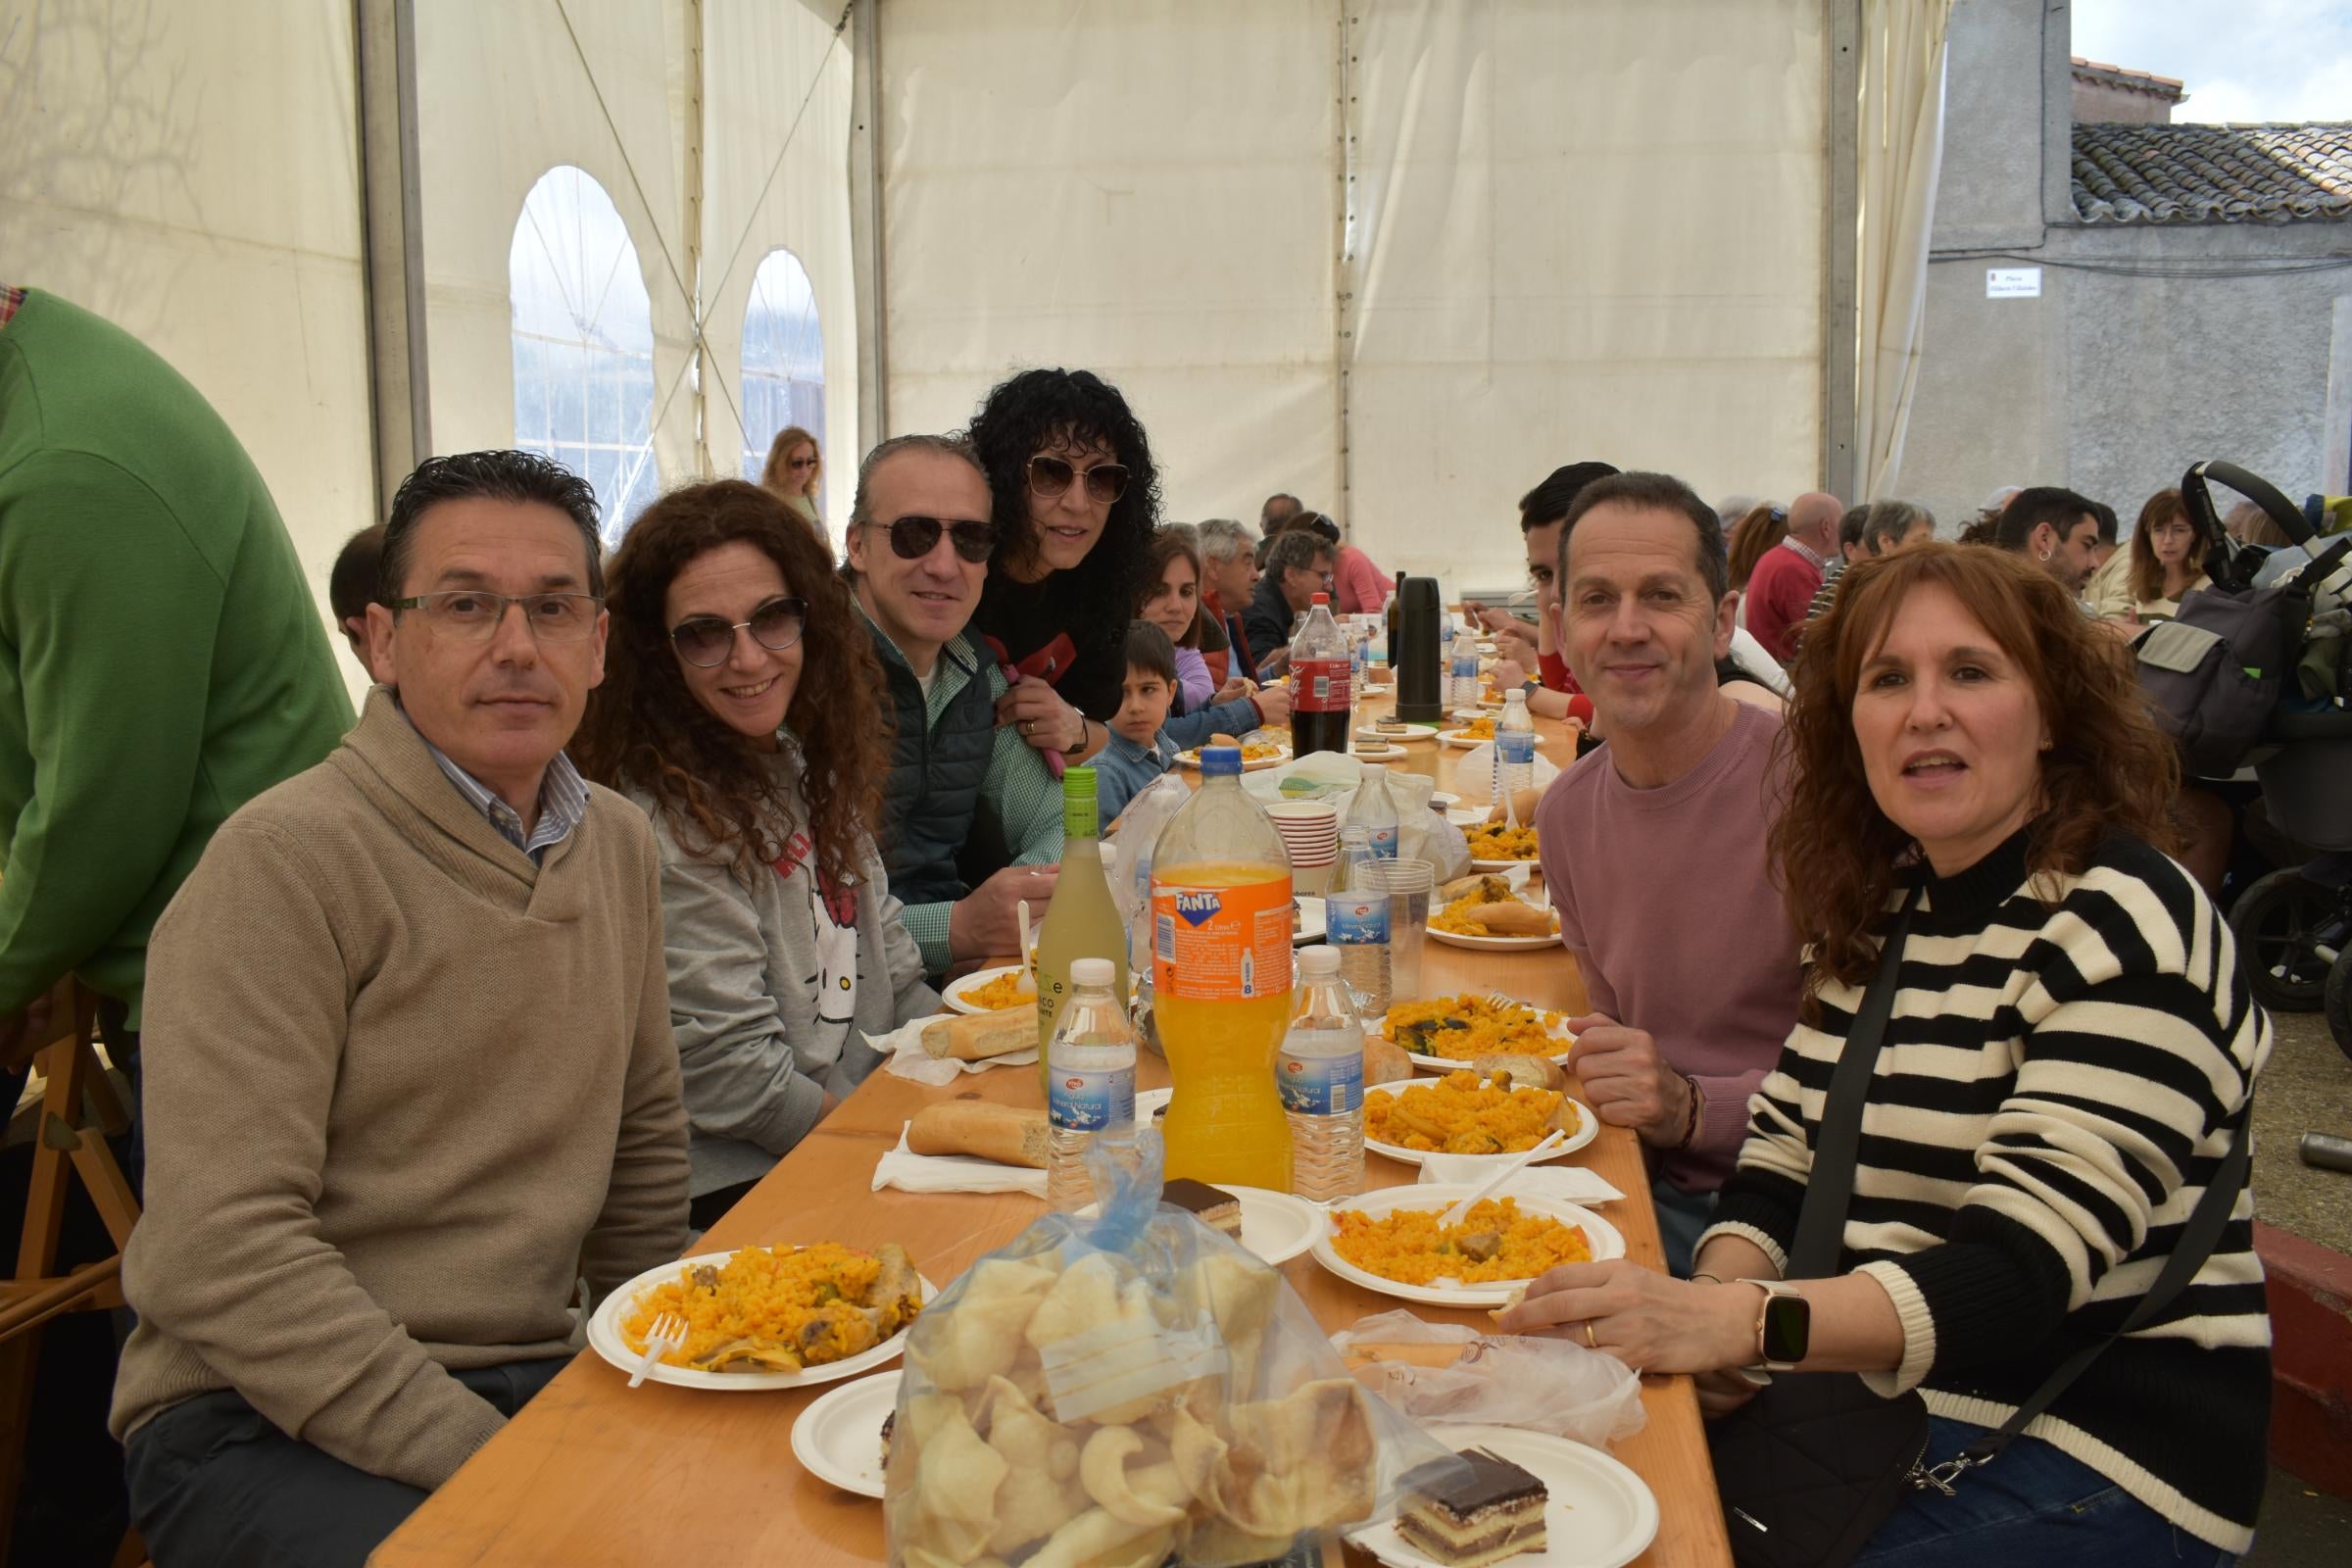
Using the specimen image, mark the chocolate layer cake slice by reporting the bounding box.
[1397,1446,1547,1567]
[1160,1177,1245,1239]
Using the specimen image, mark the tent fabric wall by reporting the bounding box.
[1854,0,1951,504]
[875,0,1828,594]
[0,0,377,686]
[415,0,857,538]
[1346,0,1826,588]
[875,0,1346,531]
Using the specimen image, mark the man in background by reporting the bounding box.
[1244,528,1333,672]
[1259,493,1301,536]
[330,524,386,664]
[1741,489,1840,662]
[1995,485,2103,593]
[1197,518,1262,674]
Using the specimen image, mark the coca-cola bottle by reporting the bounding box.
[1288,592,1352,758]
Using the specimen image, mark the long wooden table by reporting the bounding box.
[373,690,1730,1568]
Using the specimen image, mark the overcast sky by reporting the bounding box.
[2070,0,2352,123]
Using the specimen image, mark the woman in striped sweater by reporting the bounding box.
[1500,542,2269,1563]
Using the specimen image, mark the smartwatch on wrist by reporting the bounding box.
[1740,1278,1810,1371]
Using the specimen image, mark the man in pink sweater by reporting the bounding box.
[1741,489,1841,663]
[1534,470,1801,1275]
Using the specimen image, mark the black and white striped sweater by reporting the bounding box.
[1702,828,2271,1552]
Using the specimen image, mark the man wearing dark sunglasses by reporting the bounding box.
[843,435,1066,977]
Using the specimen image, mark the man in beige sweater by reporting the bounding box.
[111,451,689,1568]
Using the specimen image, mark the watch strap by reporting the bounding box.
[1788,890,1918,1279]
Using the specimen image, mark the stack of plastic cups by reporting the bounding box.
[1266,802,1340,895]
[1380,859,1434,1004]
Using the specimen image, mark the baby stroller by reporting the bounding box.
[2164,463,2352,1059]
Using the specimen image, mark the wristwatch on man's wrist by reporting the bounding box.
[1061,714,1090,757]
[1739,1278,1810,1371]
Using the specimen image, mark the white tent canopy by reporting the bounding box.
[3,0,1947,686]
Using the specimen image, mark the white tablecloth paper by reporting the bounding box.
[872,1123,1049,1199]
[876,1010,1039,1087]
[1415,1155,1625,1205]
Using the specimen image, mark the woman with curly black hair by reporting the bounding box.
[574,480,937,1229]
[964,367,1159,762]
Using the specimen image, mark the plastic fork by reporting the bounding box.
[1440,1128,1569,1227]
[627,1311,686,1388]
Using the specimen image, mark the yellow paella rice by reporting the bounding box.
[1429,890,1560,938]
[1383,996,1565,1059]
[1463,822,1540,861]
[1330,1197,1592,1286]
[1456,715,1497,740]
[1365,1070,1577,1155]
[963,968,1037,1010]
[620,1241,922,1374]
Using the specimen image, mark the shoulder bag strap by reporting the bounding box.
[1788,890,1919,1280]
[1939,1114,2253,1478]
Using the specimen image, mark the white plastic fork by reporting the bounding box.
[1440,1128,1569,1227]
[627,1311,686,1389]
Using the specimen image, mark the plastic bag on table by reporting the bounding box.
[1397,810,1471,884]
[885,1128,1469,1568]
[1330,1309,1645,1449]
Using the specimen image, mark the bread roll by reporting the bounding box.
[1484,787,1544,825]
[920,1004,1041,1061]
[1471,1053,1567,1092]
[1471,901,1555,937]
[906,1102,1051,1169]
[1363,1039,1416,1087]
[1209,732,1241,747]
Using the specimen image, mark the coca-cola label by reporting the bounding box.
[1295,657,1352,712]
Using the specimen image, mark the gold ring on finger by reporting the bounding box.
[1585,1321,1598,1350]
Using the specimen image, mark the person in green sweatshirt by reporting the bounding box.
[0,287,354,1094]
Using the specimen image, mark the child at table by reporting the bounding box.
[1094,621,1183,824]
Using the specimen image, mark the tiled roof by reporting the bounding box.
[2071,122,2352,224]
[2070,56,2184,101]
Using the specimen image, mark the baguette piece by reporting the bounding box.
[1469,1053,1567,1092]
[906,1102,1051,1169]
[1364,1039,1417,1088]
[919,1004,1040,1060]
[1483,788,1543,826]
[1468,902,1555,937]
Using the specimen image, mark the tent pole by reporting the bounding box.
[1822,0,1862,501]
[354,0,431,511]
[850,0,889,445]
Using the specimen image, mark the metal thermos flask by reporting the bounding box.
[1394,576,1446,722]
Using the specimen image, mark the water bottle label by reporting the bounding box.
[1278,1049,1362,1115]
[1050,1064,1136,1132]
[1366,824,1399,859]
[1294,657,1352,712]
[1152,877,1295,1001]
[1496,731,1537,765]
[1325,892,1390,945]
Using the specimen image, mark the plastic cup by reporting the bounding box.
[1379,858,1435,1003]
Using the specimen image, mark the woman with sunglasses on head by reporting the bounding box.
[759,424,827,545]
[1498,543,2268,1565]
[964,368,1159,763]
[576,480,937,1231]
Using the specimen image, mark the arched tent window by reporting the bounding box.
[739,249,825,485]
[510,166,659,545]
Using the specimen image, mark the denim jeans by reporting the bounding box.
[1650,1173,1716,1278]
[125,1357,569,1568]
[1850,1417,2237,1568]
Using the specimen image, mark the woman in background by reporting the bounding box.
[760,424,827,546]
[576,480,935,1230]
[1727,503,1788,630]
[2091,488,2209,623]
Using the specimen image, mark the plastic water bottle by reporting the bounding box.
[1325,826,1391,1016]
[1494,689,1537,814]
[1344,760,1400,862]
[1280,945,1365,1201]
[1449,642,1482,710]
[1047,957,1138,1212]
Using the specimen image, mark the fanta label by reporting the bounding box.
[1152,876,1294,1002]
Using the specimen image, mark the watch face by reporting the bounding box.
[1761,1293,1811,1365]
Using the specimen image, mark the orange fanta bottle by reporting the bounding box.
[1150,747,1295,1192]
